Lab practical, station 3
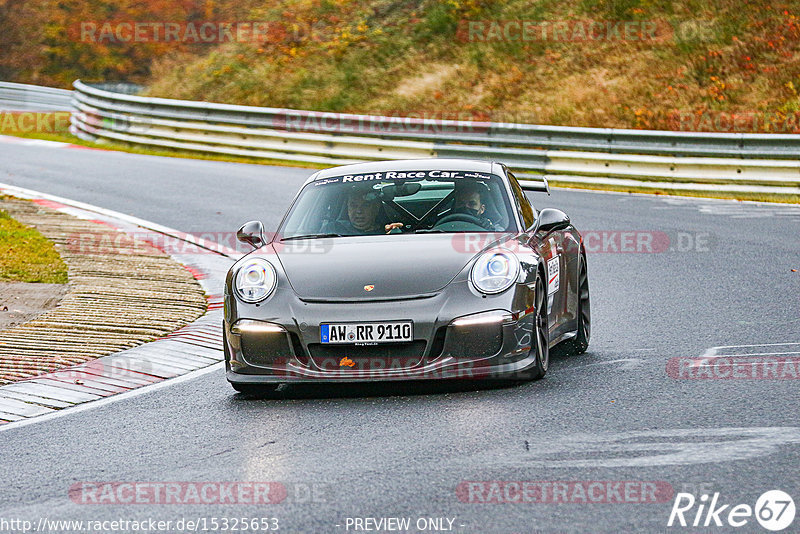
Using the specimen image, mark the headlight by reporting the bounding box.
[234,258,277,303]
[470,249,520,294]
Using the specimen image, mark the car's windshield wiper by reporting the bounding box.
[414,229,477,234]
[281,233,344,241]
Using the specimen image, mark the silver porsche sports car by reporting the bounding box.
[224,159,590,394]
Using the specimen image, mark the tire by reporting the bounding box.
[562,252,590,355]
[524,272,550,380]
[223,328,232,371]
[231,383,282,397]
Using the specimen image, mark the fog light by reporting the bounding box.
[231,320,285,335]
[232,320,291,368]
[451,310,513,327]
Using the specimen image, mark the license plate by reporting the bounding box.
[320,322,413,344]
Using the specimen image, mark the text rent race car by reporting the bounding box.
[224,159,590,394]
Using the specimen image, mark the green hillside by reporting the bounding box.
[144,0,800,132]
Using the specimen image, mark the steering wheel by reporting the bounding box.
[433,212,487,228]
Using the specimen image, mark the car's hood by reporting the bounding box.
[271,233,507,300]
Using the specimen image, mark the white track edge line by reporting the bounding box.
[0,362,223,433]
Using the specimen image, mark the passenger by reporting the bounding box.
[324,188,403,235]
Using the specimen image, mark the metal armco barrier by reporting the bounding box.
[36,80,800,195]
[0,82,73,111]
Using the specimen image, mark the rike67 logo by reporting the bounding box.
[668,490,795,531]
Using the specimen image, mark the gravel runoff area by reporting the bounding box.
[0,196,207,384]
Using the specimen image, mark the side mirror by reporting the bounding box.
[533,208,570,234]
[237,220,265,249]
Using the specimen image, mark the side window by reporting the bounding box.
[507,171,536,229]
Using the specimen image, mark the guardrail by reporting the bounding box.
[64,80,797,197]
[0,82,73,111]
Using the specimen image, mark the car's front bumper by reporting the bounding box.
[224,281,539,383]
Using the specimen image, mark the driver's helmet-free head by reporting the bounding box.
[346,185,382,232]
[452,180,488,218]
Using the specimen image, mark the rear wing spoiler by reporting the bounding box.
[518,175,550,195]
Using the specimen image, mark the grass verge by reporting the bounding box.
[0,202,68,283]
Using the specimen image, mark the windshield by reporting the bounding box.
[278,170,519,240]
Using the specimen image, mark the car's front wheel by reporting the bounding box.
[562,252,590,355]
[524,272,549,380]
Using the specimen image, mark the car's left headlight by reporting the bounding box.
[234,258,277,303]
[470,249,520,294]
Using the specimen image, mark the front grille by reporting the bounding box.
[308,341,427,371]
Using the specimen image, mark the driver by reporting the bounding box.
[324,188,403,235]
[449,181,499,230]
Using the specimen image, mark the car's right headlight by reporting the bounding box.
[470,249,520,294]
[234,258,277,303]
